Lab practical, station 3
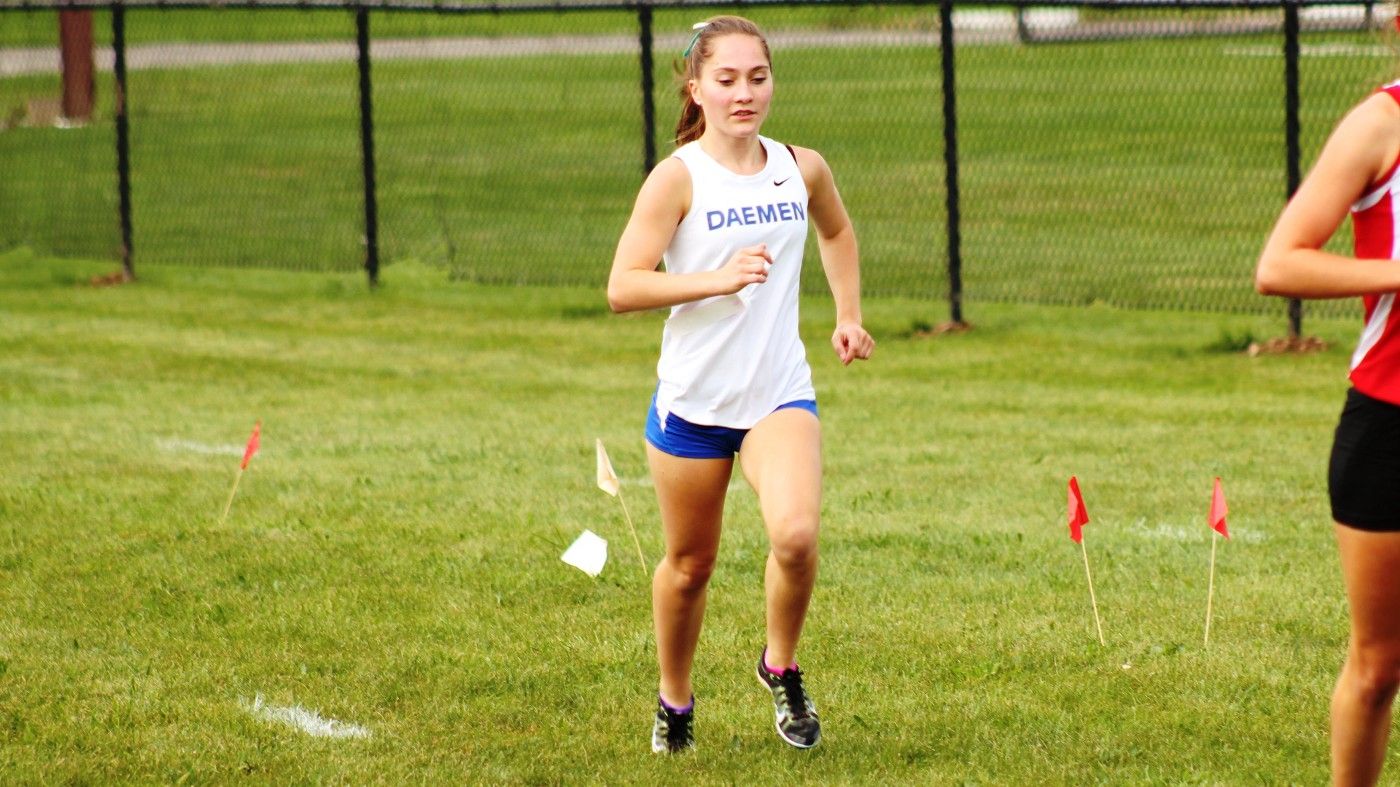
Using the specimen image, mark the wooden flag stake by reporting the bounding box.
[1081,539,1105,646]
[218,468,244,526]
[1204,533,1219,647]
[615,489,648,579]
[596,439,648,579]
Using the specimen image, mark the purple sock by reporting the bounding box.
[659,694,694,715]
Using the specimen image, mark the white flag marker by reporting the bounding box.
[562,530,608,577]
[596,439,620,497]
[595,439,648,577]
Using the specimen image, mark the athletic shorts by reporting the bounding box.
[1329,387,1400,531]
[644,391,818,460]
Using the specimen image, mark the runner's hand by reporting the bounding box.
[832,323,874,366]
[712,244,772,295]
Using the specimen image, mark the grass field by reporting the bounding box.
[0,245,1377,782]
[1,21,1390,317]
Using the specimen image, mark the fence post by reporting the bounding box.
[1284,0,1302,339]
[113,3,134,281]
[638,3,657,175]
[939,0,964,325]
[356,8,380,287]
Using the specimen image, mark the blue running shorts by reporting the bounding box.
[645,391,818,460]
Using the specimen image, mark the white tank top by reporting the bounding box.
[655,135,815,429]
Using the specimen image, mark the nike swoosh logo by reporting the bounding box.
[774,177,790,187]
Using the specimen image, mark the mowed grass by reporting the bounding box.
[0,24,1390,315]
[0,246,1376,782]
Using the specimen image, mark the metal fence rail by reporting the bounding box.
[2,0,1389,329]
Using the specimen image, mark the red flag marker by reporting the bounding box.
[1066,476,1104,645]
[1068,476,1089,543]
[1209,477,1229,539]
[1205,476,1229,646]
[220,421,261,526]
[241,421,261,470]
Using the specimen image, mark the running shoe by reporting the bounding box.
[651,697,695,753]
[755,653,821,748]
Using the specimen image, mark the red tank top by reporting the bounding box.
[1348,82,1400,404]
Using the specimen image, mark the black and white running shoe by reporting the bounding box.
[651,697,695,754]
[755,654,821,748]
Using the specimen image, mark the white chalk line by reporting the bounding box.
[1133,522,1265,544]
[243,694,371,740]
[156,437,246,457]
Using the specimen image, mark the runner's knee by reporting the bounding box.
[665,551,717,592]
[768,513,819,569]
[1345,645,1400,709]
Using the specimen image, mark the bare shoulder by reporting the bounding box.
[1340,91,1400,139]
[786,144,834,192]
[635,155,692,221]
[1354,89,1400,120]
[1330,91,1400,183]
[642,156,692,197]
[648,155,691,185]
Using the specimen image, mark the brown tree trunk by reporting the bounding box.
[59,10,95,123]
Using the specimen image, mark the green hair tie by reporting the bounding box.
[682,22,707,58]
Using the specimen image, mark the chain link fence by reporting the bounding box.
[958,4,1391,319]
[2,1,1394,320]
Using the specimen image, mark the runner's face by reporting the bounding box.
[689,34,772,139]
